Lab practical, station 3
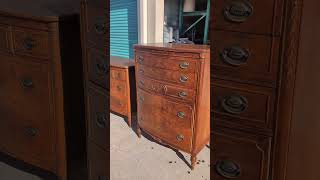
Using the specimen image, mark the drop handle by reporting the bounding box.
[176,134,184,141]
[96,62,108,74]
[220,46,250,66]
[224,0,253,23]
[138,56,144,63]
[177,111,185,119]
[179,62,190,69]
[96,112,107,128]
[94,21,107,34]
[138,80,145,87]
[25,127,38,137]
[215,160,241,178]
[116,85,122,91]
[21,78,34,88]
[178,91,187,98]
[221,95,248,114]
[23,38,36,50]
[179,75,188,83]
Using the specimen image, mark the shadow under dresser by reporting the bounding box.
[0,1,87,180]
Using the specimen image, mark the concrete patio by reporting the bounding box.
[110,113,210,180]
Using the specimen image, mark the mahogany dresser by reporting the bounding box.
[110,56,136,127]
[80,0,109,179]
[0,1,86,180]
[211,0,320,179]
[134,43,210,170]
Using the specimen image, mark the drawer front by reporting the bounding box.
[85,1,108,53]
[88,86,109,150]
[213,0,282,35]
[110,67,126,81]
[212,31,280,86]
[212,79,275,130]
[137,64,197,89]
[212,129,271,180]
[0,24,11,53]
[110,95,127,115]
[88,142,108,180]
[137,76,195,103]
[0,58,55,170]
[12,27,49,59]
[137,89,193,152]
[87,47,109,89]
[135,51,198,73]
[110,79,127,99]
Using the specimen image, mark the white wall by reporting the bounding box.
[138,0,164,43]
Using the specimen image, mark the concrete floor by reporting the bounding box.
[110,113,210,180]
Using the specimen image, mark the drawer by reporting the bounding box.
[212,129,271,180]
[12,27,49,59]
[213,0,282,35]
[137,76,195,103]
[87,47,109,89]
[0,24,11,53]
[212,31,280,87]
[110,95,127,115]
[135,51,198,73]
[0,58,55,171]
[110,67,126,81]
[87,85,109,150]
[110,79,127,99]
[212,79,275,130]
[85,1,108,53]
[137,89,193,152]
[137,64,197,89]
[88,142,108,180]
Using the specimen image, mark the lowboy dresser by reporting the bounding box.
[0,1,86,180]
[110,56,136,127]
[80,0,109,179]
[210,0,320,179]
[134,43,210,170]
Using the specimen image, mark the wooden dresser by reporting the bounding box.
[210,0,320,179]
[110,56,136,127]
[80,0,109,179]
[0,1,86,180]
[134,43,210,170]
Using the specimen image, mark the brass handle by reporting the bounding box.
[176,134,184,141]
[139,69,144,74]
[220,46,250,66]
[179,62,190,69]
[96,112,107,128]
[224,0,253,23]
[215,160,241,178]
[138,56,144,63]
[25,127,37,137]
[179,75,188,83]
[221,95,248,114]
[21,78,34,88]
[117,85,122,91]
[138,80,145,87]
[178,91,187,98]
[177,111,185,119]
[23,38,36,50]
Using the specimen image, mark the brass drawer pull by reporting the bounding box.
[176,134,184,141]
[21,78,34,88]
[116,85,122,91]
[138,56,144,63]
[179,62,190,69]
[215,160,241,178]
[224,0,253,23]
[221,95,248,114]
[178,91,187,98]
[179,75,188,83]
[221,46,250,66]
[177,111,185,119]
[23,38,36,50]
[96,112,107,128]
[25,127,37,137]
[139,69,144,74]
[139,80,145,87]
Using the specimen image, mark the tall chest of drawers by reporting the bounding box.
[210,0,319,179]
[80,0,109,179]
[0,1,86,180]
[134,44,210,170]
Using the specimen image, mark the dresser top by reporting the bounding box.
[134,43,210,53]
[0,0,80,22]
[111,56,135,69]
